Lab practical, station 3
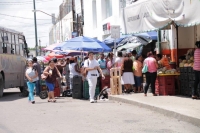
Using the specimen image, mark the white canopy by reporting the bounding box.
[123,0,200,34]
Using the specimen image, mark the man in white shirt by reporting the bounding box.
[84,52,105,103]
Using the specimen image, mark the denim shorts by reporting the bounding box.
[45,82,55,91]
[134,76,143,87]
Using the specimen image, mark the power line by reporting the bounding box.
[0,0,55,4]
[0,13,51,20]
[0,18,52,25]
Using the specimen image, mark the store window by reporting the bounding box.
[92,0,97,28]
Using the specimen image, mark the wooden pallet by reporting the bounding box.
[110,68,122,95]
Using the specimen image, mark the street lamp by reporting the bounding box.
[32,10,57,19]
[32,10,62,43]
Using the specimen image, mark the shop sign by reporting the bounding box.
[111,25,120,39]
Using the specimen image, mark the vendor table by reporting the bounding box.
[155,73,180,96]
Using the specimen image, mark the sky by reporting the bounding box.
[0,0,63,48]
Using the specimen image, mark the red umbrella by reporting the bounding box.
[44,56,51,61]
[48,52,64,59]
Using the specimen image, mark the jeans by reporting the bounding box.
[87,77,98,100]
[144,72,157,94]
[35,80,41,96]
[193,70,200,96]
[27,81,35,101]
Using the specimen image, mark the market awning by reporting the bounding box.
[123,0,200,34]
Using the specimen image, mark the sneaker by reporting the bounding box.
[31,101,35,104]
[90,99,95,103]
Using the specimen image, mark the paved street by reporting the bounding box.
[0,88,200,133]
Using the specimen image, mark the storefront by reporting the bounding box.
[122,0,200,96]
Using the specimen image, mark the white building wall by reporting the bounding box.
[84,0,122,41]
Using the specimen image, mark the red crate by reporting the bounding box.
[54,87,60,97]
[101,76,110,90]
[155,76,175,96]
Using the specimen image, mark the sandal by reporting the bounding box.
[53,100,56,103]
[192,95,197,99]
[48,100,52,102]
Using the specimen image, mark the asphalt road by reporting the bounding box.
[0,88,200,133]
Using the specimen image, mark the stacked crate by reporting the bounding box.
[180,67,194,96]
[110,68,122,95]
[155,76,175,96]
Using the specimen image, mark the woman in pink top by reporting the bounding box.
[192,41,200,99]
[143,52,158,96]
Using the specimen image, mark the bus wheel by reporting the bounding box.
[0,73,4,97]
[19,87,24,93]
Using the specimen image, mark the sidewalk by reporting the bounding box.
[109,93,200,127]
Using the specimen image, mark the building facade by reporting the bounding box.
[83,0,125,41]
[49,0,73,45]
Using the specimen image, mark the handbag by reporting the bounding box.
[142,64,148,73]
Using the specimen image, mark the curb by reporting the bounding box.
[109,95,200,127]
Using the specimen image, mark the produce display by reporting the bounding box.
[179,49,194,68]
[157,67,177,74]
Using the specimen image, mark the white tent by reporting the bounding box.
[123,0,200,34]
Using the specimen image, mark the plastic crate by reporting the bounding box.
[83,80,99,99]
[155,76,175,95]
[188,67,194,73]
[189,73,195,81]
[179,67,185,73]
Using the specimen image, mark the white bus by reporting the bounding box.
[0,26,29,97]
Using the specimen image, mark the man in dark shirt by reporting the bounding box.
[32,57,41,96]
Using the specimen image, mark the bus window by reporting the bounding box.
[11,44,15,54]
[15,34,19,45]
[3,43,7,53]
[0,30,2,43]
[7,44,11,54]
[0,43,3,54]
[12,34,15,44]
[8,33,11,44]
[20,43,24,56]
[16,45,20,55]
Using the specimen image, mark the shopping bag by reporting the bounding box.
[142,64,148,73]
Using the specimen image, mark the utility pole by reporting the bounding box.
[39,39,41,56]
[33,0,38,56]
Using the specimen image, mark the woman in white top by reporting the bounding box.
[69,57,80,91]
[115,51,124,68]
[25,60,39,104]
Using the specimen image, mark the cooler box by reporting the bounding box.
[83,80,99,99]
[72,75,83,99]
